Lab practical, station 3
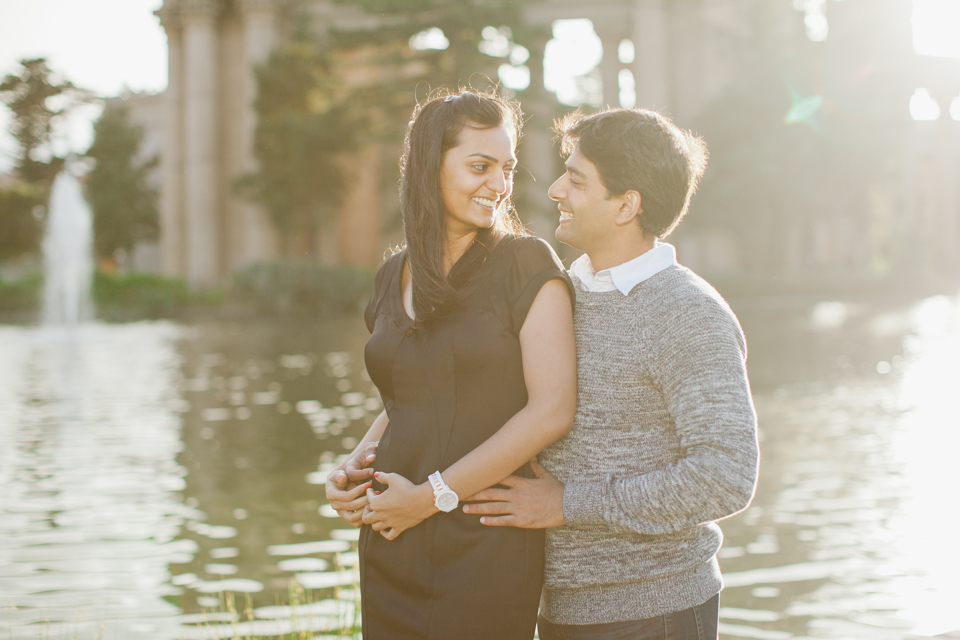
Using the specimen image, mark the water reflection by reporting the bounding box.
[3,293,960,638]
[0,323,187,639]
[717,292,960,639]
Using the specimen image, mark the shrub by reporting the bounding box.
[232,261,374,316]
[0,270,42,312]
[93,271,196,319]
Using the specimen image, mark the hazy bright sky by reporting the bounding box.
[0,0,167,171]
[1,0,958,173]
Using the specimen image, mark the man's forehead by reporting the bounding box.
[565,147,595,179]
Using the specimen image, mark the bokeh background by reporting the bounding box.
[2,1,960,639]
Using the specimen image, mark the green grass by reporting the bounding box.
[179,583,361,640]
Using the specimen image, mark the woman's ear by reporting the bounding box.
[614,190,642,226]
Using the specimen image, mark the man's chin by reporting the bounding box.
[554,224,578,249]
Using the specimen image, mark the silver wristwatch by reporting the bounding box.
[428,471,459,512]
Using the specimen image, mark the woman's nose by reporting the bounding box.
[488,169,507,194]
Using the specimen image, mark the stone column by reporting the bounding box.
[156,2,184,277]
[180,0,221,288]
[337,143,384,267]
[632,0,670,112]
[934,88,960,272]
[235,0,279,269]
[518,33,559,242]
[594,19,626,109]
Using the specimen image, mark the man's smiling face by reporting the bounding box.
[548,145,623,255]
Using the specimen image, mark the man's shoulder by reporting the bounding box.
[638,265,743,343]
[643,265,731,312]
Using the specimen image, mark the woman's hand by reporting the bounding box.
[342,441,379,484]
[326,478,372,527]
[325,442,378,527]
[362,472,438,540]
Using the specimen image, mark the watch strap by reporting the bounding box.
[428,470,447,496]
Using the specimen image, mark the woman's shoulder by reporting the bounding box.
[496,234,565,272]
[375,247,405,277]
[490,234,573,333]
[369,247,405,302]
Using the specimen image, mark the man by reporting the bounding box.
[462,108,760,639]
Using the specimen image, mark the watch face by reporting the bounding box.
[436,490,458,512]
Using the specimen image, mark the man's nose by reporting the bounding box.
[547,175,565,201]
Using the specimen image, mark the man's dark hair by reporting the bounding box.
[554,108,707,238]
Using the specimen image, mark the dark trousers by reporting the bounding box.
[537,593,719,640]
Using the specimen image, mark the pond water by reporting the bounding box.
[2,293,960,639]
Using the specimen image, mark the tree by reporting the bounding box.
[328,0,544,135]
[0,181,44,262]
[0,58,90,260]
[239,3,546,257]
[332,0,537,89]
[0,58,90,186]
[84,102,159,262]
[237,38,357,257]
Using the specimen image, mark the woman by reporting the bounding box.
[325,89,576,640]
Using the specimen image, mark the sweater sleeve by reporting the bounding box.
[562,289,760,534]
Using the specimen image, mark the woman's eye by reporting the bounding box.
[472,164,487,171]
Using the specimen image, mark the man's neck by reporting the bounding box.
[586,236,657,273]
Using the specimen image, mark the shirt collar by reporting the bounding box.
[570,243,677,295]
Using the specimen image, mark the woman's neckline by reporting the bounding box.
[396,235,515,323]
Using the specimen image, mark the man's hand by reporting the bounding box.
[462,458,565,529]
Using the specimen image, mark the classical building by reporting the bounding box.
[152,0,960,289]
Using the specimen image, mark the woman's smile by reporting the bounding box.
[472,196,498,209]
[440,123,517,234]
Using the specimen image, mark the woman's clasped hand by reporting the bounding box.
[324,440,378,527]
[361,472,438,540]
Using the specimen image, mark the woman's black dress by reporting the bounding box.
[360,235,574,640]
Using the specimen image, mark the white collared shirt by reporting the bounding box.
[570,242,677,295]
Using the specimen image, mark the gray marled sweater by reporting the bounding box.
[537,264,759,624]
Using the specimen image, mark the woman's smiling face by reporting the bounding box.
[440,123,517,236]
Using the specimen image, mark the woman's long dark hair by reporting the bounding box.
[400,88,525,328]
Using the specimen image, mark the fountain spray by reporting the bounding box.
[41,162,94,326]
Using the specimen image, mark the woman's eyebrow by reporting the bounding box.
[466,153,500,162]
[466,153,518,166]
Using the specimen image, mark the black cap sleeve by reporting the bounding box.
[364,251,402,333]
[502,237,575,334]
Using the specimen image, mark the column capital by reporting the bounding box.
[155,0,180,32]
[180,0,222,24]
[592,16,629,45]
